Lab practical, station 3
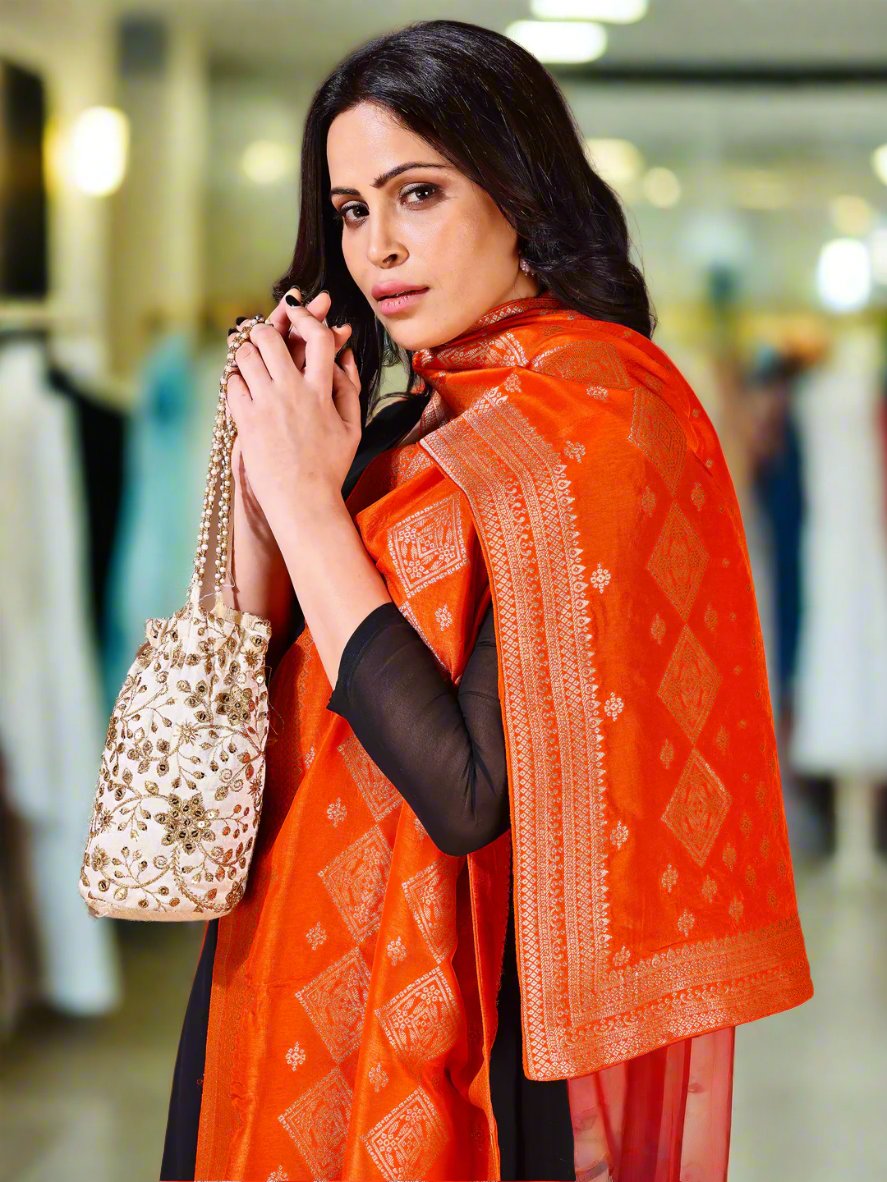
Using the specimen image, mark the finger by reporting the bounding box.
[283,289,332,369]
[282,300,336,390]
[265,291,310,338]
[336,338,360,393]
[264,286,329,331]
[331,346,361,433]
[243,320,307,385]
[263,288,330,369]
[331,322,352,362]
[225,370,252,426]
[226,321,269,394]
[264,298,295,337]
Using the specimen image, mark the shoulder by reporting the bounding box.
[523,314,690,407]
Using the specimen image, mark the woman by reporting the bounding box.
[161,19,814,1182]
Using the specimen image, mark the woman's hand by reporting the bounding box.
[224,287,361,533]
[224,292,349,547]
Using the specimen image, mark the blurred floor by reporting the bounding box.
[1,856,885,1182]
[0,920,203,1182]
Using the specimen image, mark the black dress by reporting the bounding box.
[160,394,575,1182]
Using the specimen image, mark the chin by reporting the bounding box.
[384,325,434,353]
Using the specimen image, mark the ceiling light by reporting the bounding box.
[731,169,792,210]
[868,226,887,286]
[505,20,608,63]
[530,0,648,22]
[871,144,887,186]
[643,167,681,207]
[816,238,872,312]
[585,138,644,185]
[67,106,129,196]
[829,195,876,236]
[240,140,294,185]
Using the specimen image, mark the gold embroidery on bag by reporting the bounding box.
[79,601,271,918]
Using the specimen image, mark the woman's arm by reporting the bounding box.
[326,600,510,857]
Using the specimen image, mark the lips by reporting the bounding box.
[372,282,428,301]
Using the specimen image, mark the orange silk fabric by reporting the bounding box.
[194,293,814,1181]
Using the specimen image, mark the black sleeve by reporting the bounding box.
[325,600,510,857]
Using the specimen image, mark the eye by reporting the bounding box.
[331,182,440,226]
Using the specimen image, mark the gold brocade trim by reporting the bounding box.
[418,378,813,1080]
[420,385,610,1076]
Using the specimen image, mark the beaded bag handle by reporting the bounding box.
[187,314,266,613]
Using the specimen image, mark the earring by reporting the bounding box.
[519,256,533,275]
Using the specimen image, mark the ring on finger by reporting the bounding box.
[222,315,265,383]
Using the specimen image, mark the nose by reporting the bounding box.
[366,205,405,270]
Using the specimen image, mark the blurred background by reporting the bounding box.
[1,1,886,1179]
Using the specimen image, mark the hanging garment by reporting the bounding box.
[101,329,218,717]
[0,334,121,1015]
[44,363,127,644]
[789,326,887,777]
[753,399,805,711]
[0,749,43,1032]
[192,294,813,1181]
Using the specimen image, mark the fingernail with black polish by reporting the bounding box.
[285,294,300,307]
[235,315,248,325]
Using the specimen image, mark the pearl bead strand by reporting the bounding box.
[189,315,266,603]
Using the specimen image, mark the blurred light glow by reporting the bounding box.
[530,0,648,22]
[68,106,128,196]
[869,226,887,286]
[643,167,681,207]
[682,209,752,270]
[816,238,872,312]
[506,20,608,62]
[871,143,887,186]
[240,139,294,185]
[829,195,876,236]
[731,168,792,210]
[585,137,644,185]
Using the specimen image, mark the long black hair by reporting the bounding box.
[272,18,656,418]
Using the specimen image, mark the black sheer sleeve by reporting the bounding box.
[325,601,510,858]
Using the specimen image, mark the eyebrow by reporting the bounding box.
[329,161,449,198]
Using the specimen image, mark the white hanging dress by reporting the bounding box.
[0,336,122,1015]
[789,326,887,778]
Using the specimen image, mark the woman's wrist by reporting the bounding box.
[224,481,295,629]
[233,470,280,552]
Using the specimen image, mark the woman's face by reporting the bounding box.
[327,101,541,351]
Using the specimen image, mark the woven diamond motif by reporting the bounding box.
[293,948,371,1062]
[338,733,402,821]
[278,1066,351,1178]
[386,493,468,597]
[361,1086,448,1178]
[661,750,732,867]
[657,626,721,743]
[402,858,458,964]
[374,965,461,1069]
[628,386,687,493]
[647,502,709,620]
[317,826,392,943]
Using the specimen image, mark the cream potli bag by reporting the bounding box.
[79,316,274,921]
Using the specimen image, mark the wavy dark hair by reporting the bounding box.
[272,18,656,419]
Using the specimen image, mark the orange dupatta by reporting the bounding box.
[194,293,814,1182]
